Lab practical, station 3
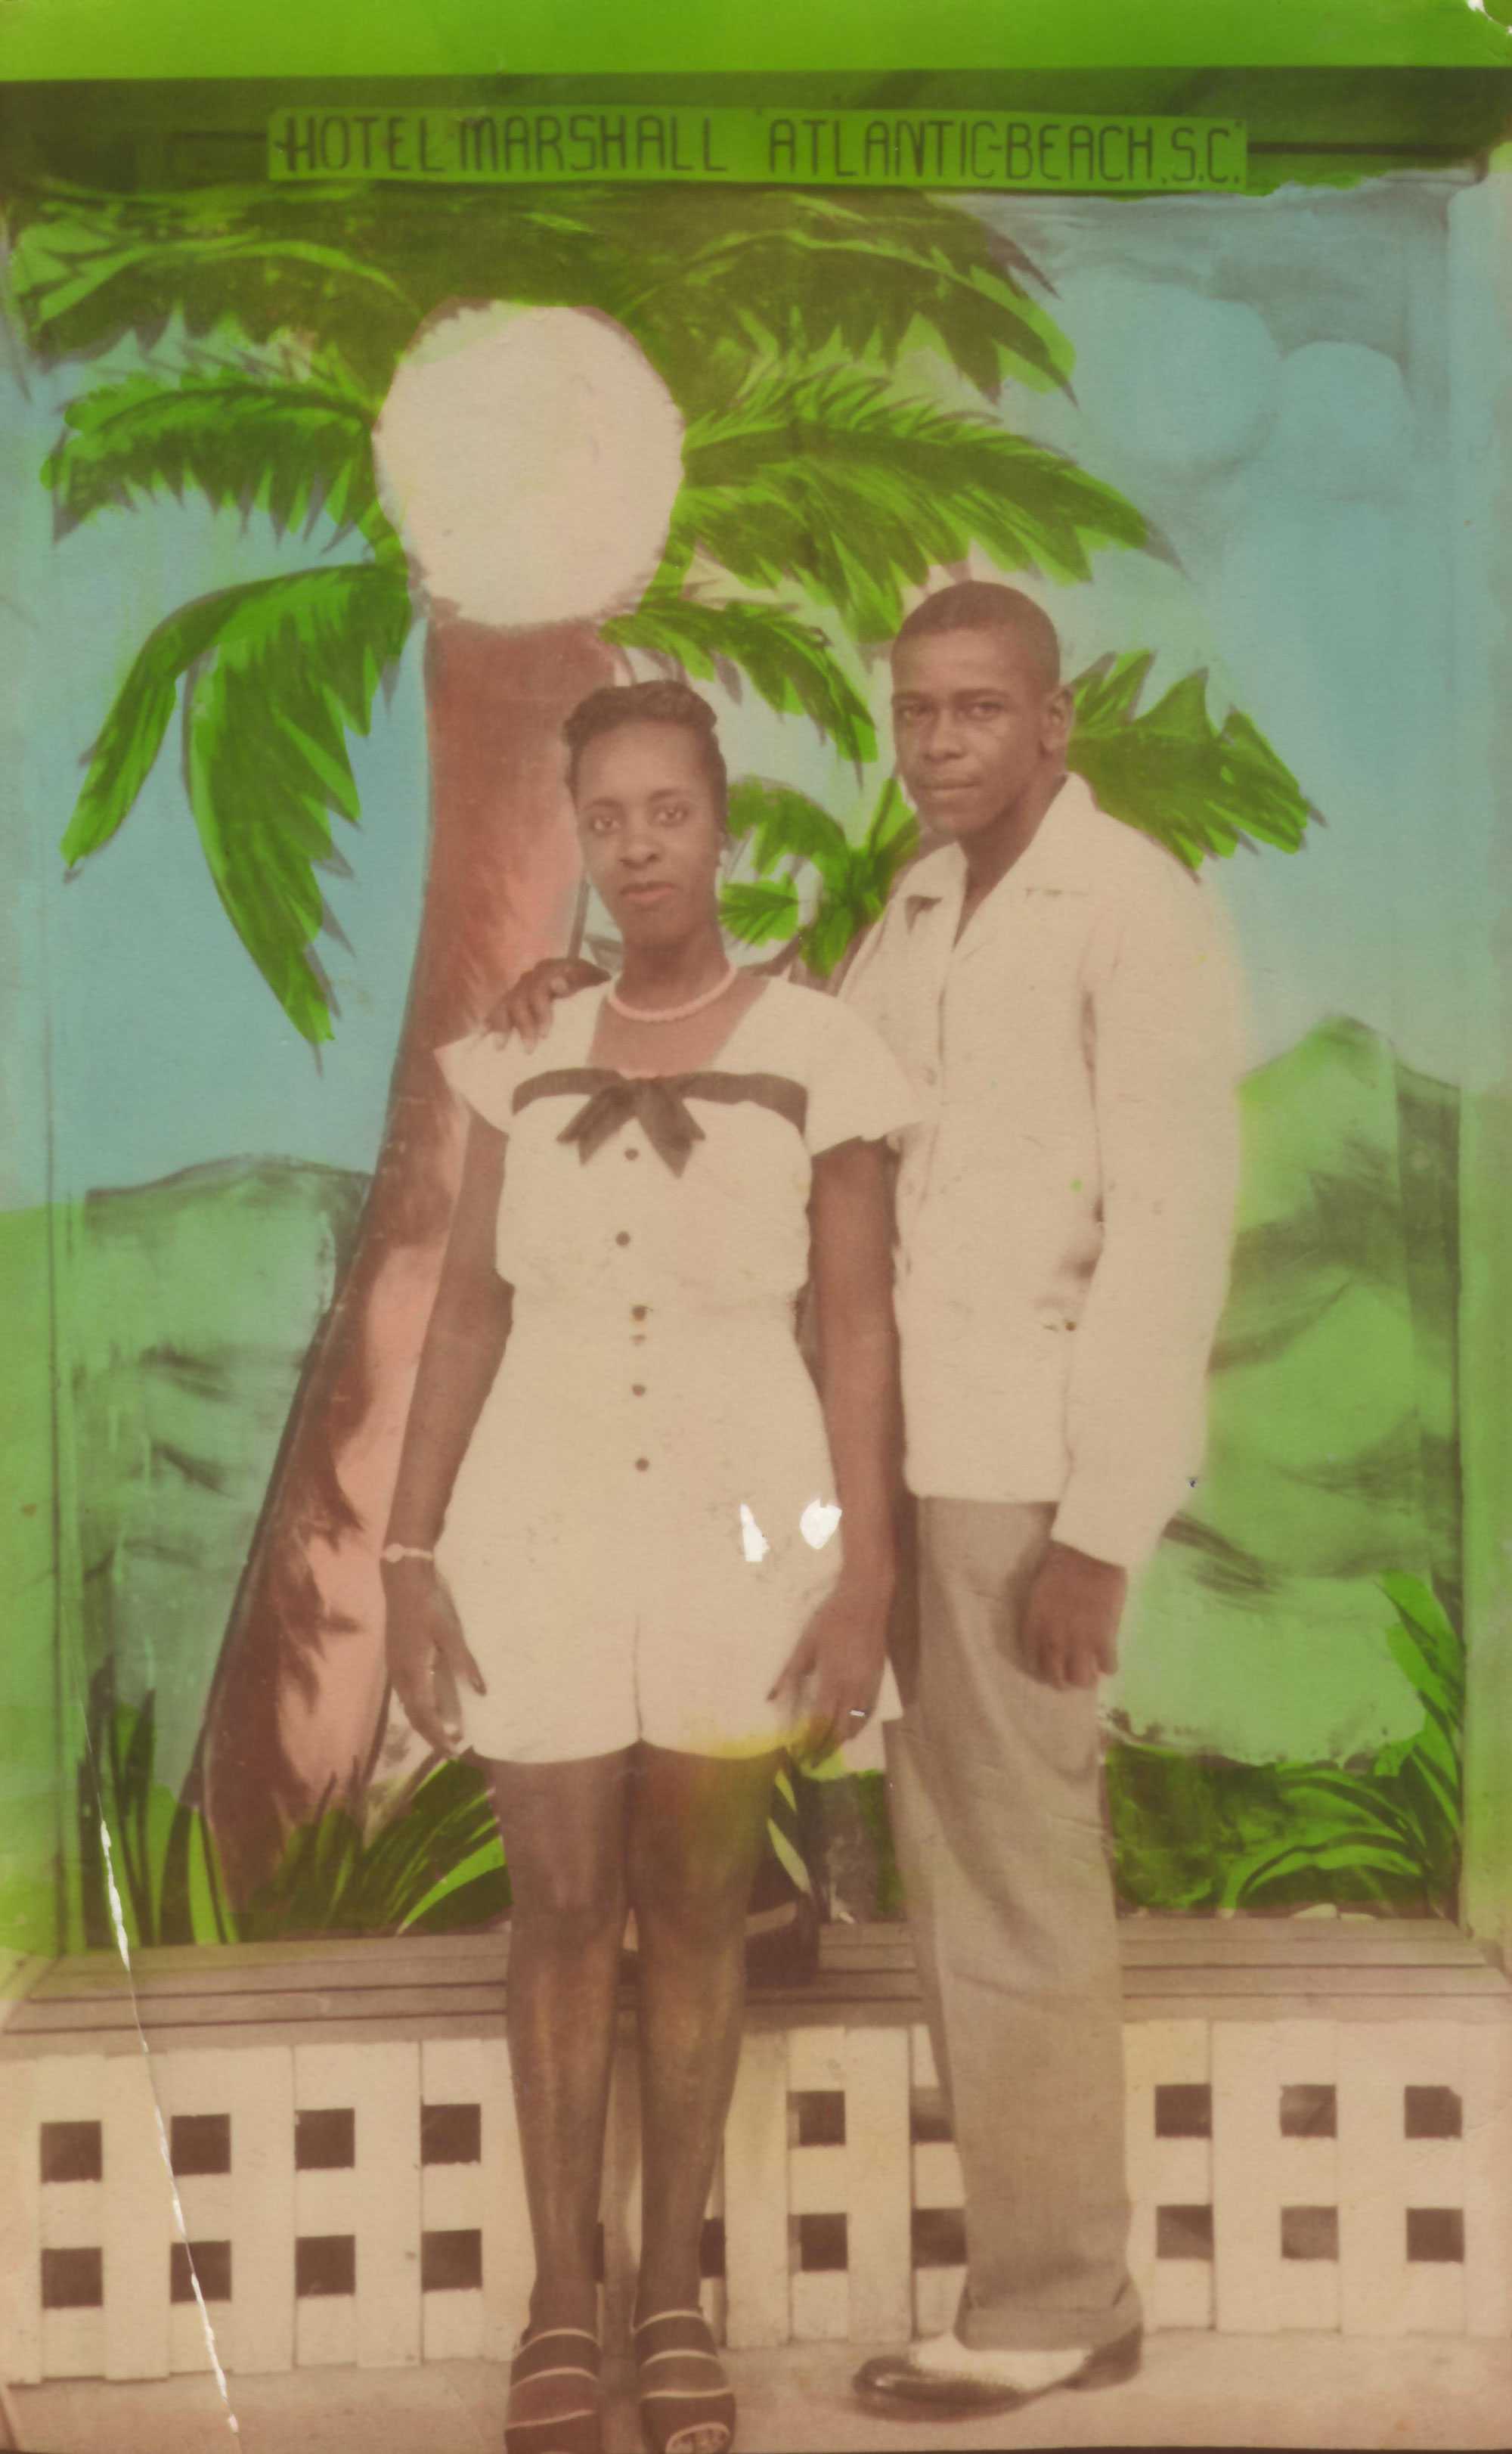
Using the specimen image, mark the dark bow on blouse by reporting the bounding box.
[556,1075,706,1174]
[512,1067,810,1174]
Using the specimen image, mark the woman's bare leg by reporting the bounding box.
[627,1743,783,2319]
[486,1748,633,2332]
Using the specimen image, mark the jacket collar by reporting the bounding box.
[900,772,1104,920]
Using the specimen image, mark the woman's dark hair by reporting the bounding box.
[562,679,729,826]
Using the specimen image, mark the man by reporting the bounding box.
[492,581,1241,2418]
[838,582,1239,2415]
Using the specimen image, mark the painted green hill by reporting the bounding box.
[1113,1014,1458,1769]
[64,1157,369,1798]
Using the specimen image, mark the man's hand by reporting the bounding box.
[1021,1542,1127,1691]
[484,956,606,1049]
[383,1557,486,1755]
[769,1581,888,1764]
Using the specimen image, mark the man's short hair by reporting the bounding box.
[562,678,729,824]
[894,582,1061,691]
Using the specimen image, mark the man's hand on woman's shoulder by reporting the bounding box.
[484,956,607,1048]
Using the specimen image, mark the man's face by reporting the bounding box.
[890,626,1070,841]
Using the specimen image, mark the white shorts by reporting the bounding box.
[436,1304,850,1763]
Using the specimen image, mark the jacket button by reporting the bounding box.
[631,1305,648,1321]
[635,1457,649,1472]
[616,1231,631,1247]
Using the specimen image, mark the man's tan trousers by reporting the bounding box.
[885,1497,1142,2353]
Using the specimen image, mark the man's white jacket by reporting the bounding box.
[841,771,1244,1569]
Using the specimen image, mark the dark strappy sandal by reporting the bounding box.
[633,2307,736,2454]
[503,2322,603,2454]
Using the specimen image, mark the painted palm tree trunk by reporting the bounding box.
[199,619,613,1903]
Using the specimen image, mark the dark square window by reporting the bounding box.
[797,2214,847,2273]
[420,2102,482,2166]
[1156,2204,1214,2261]
[1281,2205,1339,2261]
[1406,2209,1465,2264]
[295,2108,355,2170]
[910,2207,966,2269]
[42,2247,103,2309]
[295,2235,356,2297]
[420,2229,482,2292]
[171,2241,231,2304]
[792,2090,846,2148]
[40,2121,102,2184]
[1154,2085,1212,2140]
[171,2114,231,2177]
[1404,2087,1462,2141]
[700,2218,726,2280]
[1279,2085,1337,2139]
[909,2089,953,2145]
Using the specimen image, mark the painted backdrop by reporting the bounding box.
[2,85,1504,1955]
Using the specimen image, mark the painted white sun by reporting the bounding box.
[373,302,686,630]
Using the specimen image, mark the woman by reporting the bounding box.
[383,679,915,2454]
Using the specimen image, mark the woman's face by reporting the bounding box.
[573,720,725,951]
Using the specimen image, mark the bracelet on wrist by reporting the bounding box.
[381,1541,435,1567]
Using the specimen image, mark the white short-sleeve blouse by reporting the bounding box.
[436,979,917,1317]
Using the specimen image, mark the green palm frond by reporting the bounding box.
[800,783,922,979]
[64,562,412,1039]
[44,363,386,544]
[603,591,875,764]
[61,585,266,867]
[594,187,1073,403]
[674,367,1148,642]
[7,180,612,396]
[183,563,414,1041]
[850,777,922,903]
[800,895,873,980]
[8,179,1066,414]
[720,877,804,948]
[1068,652,1312,866]
[8,185,421,377]
[720,775,922,979]
[727,777,854,884]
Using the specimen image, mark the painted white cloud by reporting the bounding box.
[1268,341,1414,500]
[1053,270,1281,478]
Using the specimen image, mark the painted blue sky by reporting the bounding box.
[3,167,1505,1211]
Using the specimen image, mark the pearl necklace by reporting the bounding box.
[606,963,738,1025]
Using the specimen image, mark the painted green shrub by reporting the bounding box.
[1106,1577,1462,1917]
[77,1570,1461,1945]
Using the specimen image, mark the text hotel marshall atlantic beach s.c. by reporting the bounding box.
[267,104,1248,193]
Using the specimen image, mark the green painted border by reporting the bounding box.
[2,0,1511,84]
